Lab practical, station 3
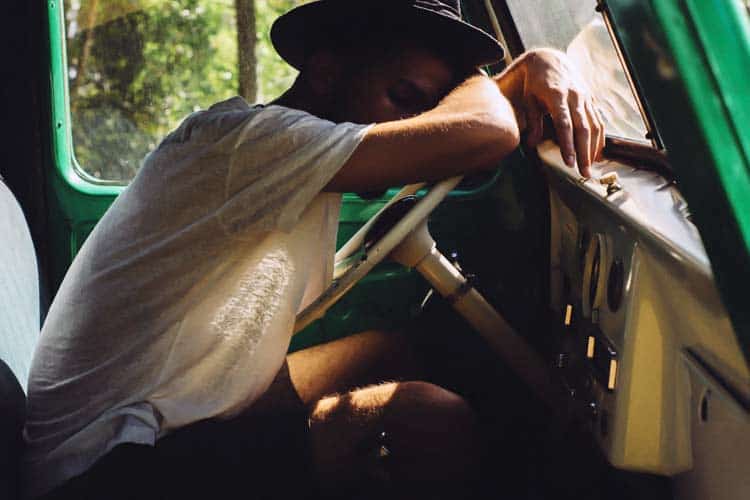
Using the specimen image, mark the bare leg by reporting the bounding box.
[309,381,481,498]
[247,330,480,497]
[249,329,423,415]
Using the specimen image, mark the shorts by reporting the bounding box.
[40,410,313,500]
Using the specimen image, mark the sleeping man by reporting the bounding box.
[25,1,603,499]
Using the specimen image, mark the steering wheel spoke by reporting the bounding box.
[294,176,462,333]
[334,183,426,265]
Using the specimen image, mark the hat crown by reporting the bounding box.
[271,0,503,71]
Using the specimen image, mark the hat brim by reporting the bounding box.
[271,2,505,71]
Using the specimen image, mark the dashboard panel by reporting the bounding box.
[537,142,750,482]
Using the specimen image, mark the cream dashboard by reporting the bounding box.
[536,141,750,495]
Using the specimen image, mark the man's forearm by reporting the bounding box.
[325,75,521,193]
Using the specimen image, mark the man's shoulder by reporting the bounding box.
[206,95,254,113]
[158,97,264,147]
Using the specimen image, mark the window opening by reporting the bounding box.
[63,0,305,183]
[500,0,651,144]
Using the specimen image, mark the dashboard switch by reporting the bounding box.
[599,172,619,186]
[564,304,574,326]
[608,359,618,391]
[599,173,623,196]
[587,336,596,359]
[587,329,619,392]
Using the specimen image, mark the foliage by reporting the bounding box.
[64,0,304,181]
[256,0,302,102]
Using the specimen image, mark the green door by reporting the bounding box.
[605,0,750,361]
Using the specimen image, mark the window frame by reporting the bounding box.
[51,0,509,197]
[49,0,127,194]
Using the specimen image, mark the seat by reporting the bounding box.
[0,177,42,498]
[0,359,25,499]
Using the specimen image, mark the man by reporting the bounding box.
[25,1,604,499]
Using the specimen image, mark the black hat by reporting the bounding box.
[270,0,505,71]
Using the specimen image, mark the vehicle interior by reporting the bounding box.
[1,0,749,499]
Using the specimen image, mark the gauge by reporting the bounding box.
[582,233,608,318]
[607,259,625,312]
[589,243,601,310]
[578,227,591,272]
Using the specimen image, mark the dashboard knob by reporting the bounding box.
[599,172,623,196]
[599,172,619,187]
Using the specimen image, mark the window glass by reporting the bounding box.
[503,0,650,143]
[64,0,305,182]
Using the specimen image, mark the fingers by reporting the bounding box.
[569,90,592,177]
[544,91,603,177]
[519,49,606,176]
[525,96,545,147]
[548,93,577,169]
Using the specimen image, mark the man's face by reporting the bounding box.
[331,44,457,124]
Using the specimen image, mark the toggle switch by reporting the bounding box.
[608,359,618,391]
[564,304,574,327]
[586,329,619,392]
[599,172,623,197]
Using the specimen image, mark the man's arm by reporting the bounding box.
[325,49,604,193]
[325,74,519,192]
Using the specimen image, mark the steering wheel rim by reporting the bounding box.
[293,176,463,333]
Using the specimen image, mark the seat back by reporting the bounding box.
[0,179,40,390]
[0,178,41,498]
[0,359,25,499]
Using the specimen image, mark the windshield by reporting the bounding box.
[503,0,650,144]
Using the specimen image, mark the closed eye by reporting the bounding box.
[388,79,432,114]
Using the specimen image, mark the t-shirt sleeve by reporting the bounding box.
[216,105,372,236]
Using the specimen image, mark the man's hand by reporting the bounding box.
[497,48,605,178]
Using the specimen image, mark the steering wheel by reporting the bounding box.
[293,173,568,414]
[293,176,463,333]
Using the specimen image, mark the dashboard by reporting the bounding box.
[537,142,750,493]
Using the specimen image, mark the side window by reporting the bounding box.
[499,0,651,143]
[63,0,305,183]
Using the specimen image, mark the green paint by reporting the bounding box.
[607,0,750,358]
[655,0,750,249]
[47,0,125,197]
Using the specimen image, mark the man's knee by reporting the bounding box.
[309,381,480,494]
[382,381,480,483]
[385,380,475,426]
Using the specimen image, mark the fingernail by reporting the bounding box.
[566,155,576,167]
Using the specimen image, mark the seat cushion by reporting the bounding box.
[0,358,24,500]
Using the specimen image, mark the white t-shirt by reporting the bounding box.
[23,97,371,497]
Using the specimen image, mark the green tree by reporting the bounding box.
[235,0,257,101]
[255,0,303,102]
[64,0,306,181]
